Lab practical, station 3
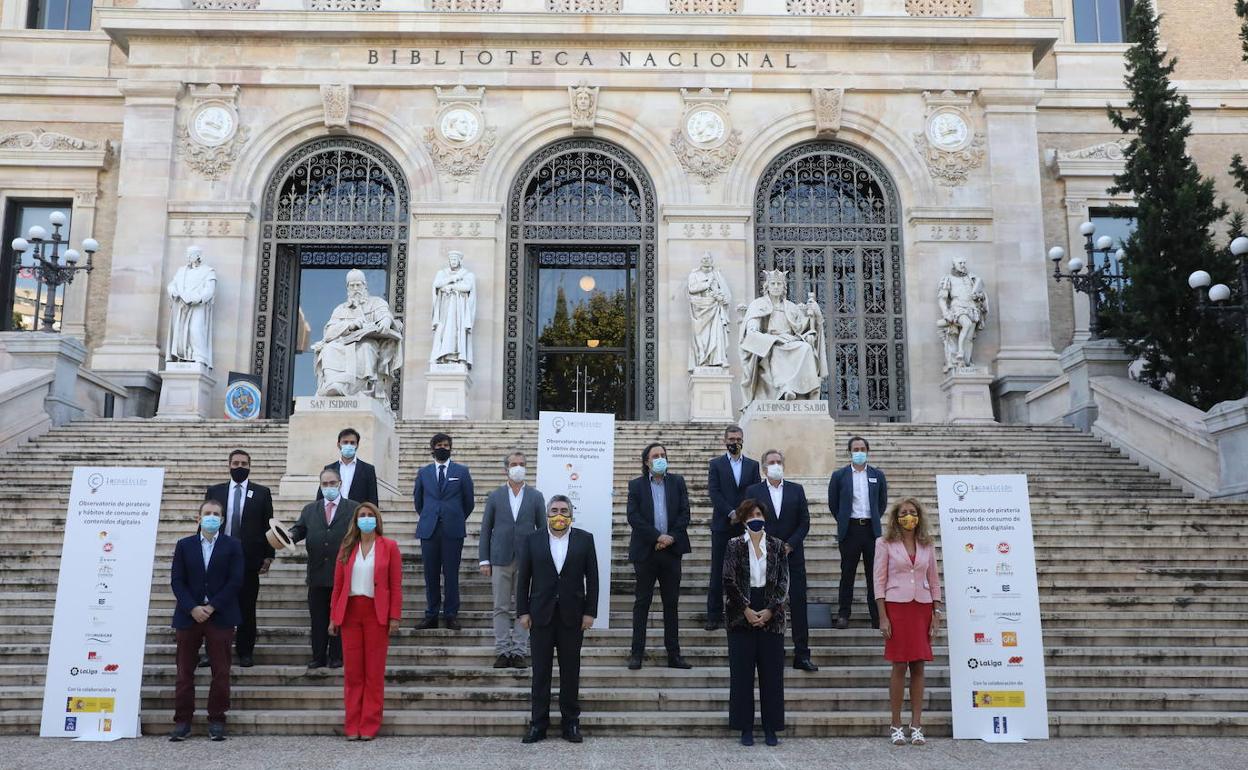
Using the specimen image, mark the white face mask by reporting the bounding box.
[507,465,526,483]
[766,463,784,481]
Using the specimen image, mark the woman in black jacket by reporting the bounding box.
[722,498,790,746]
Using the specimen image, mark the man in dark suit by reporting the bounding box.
[479,450,545,668]
[705,424,761,631]
[517,495,599,744]
[828,435,888,630]
[413,432,475,630]
[316,427,379,506]
[745,448,817,672]
[626,442,692,670]
[204,448,274,667]
[169,500,244,742]
[290,467,359,670]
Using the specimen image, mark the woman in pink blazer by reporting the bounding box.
[329,502,402,740]
[873,496,942,746]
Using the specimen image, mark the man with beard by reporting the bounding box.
[313,269,403,401]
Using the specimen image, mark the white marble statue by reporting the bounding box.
[430,250,477,367]
[313,269,403,401]
[166,245,217,367]
[687,251,733,370]
[739,269,829,404]
[937,256,990,372]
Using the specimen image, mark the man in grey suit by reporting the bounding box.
[289,467,359,670]
[480,450,545,668]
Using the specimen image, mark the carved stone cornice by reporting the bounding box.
[0,128,114,170]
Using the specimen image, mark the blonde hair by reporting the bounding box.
[338,502,385,563]
[882,497,932,545]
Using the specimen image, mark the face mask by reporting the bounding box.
[230,466,250,484]
[200,515,222,534]
[322,486,340,502]
[766,464,784,481]
[650,457,668,475]
[507,466,527,483]
[357,516,377,533]
[851,451,868,466]
[548,514,571,532]
[340,444,357,460]
[745,519,765,533]
[726,442,742,455]
[432,447,452,463]
[898,514,918,531]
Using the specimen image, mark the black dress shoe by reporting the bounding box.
[793,657,819,672]
[740,730,754,746]
[197,655,210,669]
[307,659,326,670]
[561,722,583,743]
[444,616,462,631]
[667,655,693,670]
[494,654,510,669]
[627,653,643,670]
[239,655,254,668]
[521,725,546,744]
[208,722,227,741]
[764,730,779,746]
[835,616,850,630]
[418,617,439,630]
[704,619,723,631]
[169,723,191,742]
[512,655,529,669]
[328,659,343,669]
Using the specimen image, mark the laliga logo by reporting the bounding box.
[953,480,969,501]
[88,473,105,494]
[552,416,566,433]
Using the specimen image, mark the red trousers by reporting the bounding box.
[174,623,234,724]
[342,596,389,737]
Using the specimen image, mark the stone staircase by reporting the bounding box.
[4,418,1248,737]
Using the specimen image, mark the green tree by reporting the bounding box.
[1103,0,1246,408]
[1232,1,1248,195]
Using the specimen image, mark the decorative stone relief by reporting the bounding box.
[309,0,380,7]
[321,84,351,129]
[1054,139,1130,162]
[787,0,857,13]
[671,88,741,186]
[423,85,497,182]
[177,84,250,182]
[812,88,844,137]
[0,128,104,152]
[930,224,981,241]
[905,0,973,15]
[74,189,99,208]
[190,0,258,8]
[914,90,984,187]
[569,83,600,132]
[549,0,621,9]
[430,0,501,9]
[669,0,739,12]
[175,218,241,238]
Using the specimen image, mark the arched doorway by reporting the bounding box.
[503,138,658,420]
[754,141,909,421]
[253,136,409,419]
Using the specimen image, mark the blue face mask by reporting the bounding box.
[357,516,377,533]
[340,444,357,460]
[746,519,765,533]
[322,486,341,502]
[851,451,868,466]
[200,515,222,534]
[651,457,668,475]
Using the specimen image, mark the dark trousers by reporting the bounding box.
[837,523,879,624]
[727,588,785,732]
[788,551,810,658]
[174,622,234,725]
[631,548,683,656]
[707,529,733,620]
[421,521,465,618]
[236,569,261,656]
[308,585,342,664]
[529,606,584,732]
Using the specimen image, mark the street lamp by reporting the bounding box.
[1049,220,1128,340]
[8,211,98,332]
[1188,235,1248,384]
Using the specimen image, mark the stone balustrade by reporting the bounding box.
[175,0,1026,15]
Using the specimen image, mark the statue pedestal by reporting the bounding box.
[689,367,735,422]
[941,367,996,424]
[156,362,217,420]
[280,395,400,503]
[424,362,472,419]
[739,400,835,477]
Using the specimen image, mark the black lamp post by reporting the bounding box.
[1188,235,1248,387]
[9,211,97,332]
[1049,221,1128,341]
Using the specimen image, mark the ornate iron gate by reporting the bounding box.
[754,141,909,421]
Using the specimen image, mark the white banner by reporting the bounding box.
[41,467,165,739]
[536,411,614,629]
[936,474,1049,740]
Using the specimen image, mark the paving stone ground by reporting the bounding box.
[2,736,1245,770]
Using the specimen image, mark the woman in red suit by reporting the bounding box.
[873,497,942,746]
[329,502,402,740]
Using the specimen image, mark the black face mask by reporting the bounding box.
[726,443,742,455]
[230,466,250,483]
[432,447,452,463]
[745,519,765,533]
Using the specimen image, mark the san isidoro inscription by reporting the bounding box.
[366,48,800,70]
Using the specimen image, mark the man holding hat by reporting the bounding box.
[291,467,358,670]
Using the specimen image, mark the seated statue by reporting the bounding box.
[739,269,829,405]
[313,269,404,402]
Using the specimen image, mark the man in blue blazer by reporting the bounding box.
[413,432,475,630]
[705,424,761,631]
[169,500,244,742]
[827,435,888,629]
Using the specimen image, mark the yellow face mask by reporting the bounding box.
[548,514,572,532]
[898,514,919,531]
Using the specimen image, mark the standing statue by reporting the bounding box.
[937,256,990,372]
[313,269,404,402]
[739,269,829,404]
[687,251,733,370]
[430,250,477,367]
[166,245,217,367]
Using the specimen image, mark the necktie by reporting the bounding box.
[438,465,447,491]
[230,484,243,537]
[325,501,335,526]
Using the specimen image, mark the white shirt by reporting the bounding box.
[226,480,249,536]
[727,453,743,486]
[549,531,570,574]
[199,534,217,602]
[744,534,767,588]
[768,480,784,521]
[350,542,376,597]
[338,458,357,498]
[508,484,525,521]
[851,467,870,519]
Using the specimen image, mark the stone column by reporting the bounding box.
[980,89,1061,420]
[59,188,101,339]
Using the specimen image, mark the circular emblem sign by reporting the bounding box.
[224,380,262,421]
